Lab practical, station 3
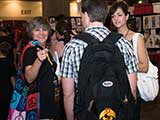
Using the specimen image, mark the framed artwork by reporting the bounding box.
[135,17,142,32]
[70,17,84,33]
[156,15,160,28]
[143,16,150,29]
[151,15,156,28]
[70,17,77,29]
[48,17,56,30]
[76,17,82,26]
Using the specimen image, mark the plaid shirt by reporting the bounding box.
[61,26,138,84]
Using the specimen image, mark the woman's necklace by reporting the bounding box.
[124,29,129,39]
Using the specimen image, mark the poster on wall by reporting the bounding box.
[70,17,84,33]
[48,17,56,30]
[143,15,160,29]
[156,15,160,28]
[151,15,156,28]
[143,16,150,29]
[135,17,141,32]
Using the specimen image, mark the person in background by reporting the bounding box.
[0,41,16,120]
[49,21,69,78]
[26,16,65,120]
[49,20,71,68]
[60,0,138,120]
[0,27,7,36]
[54,20,71,58]
[55,14,77,38]
[109,1,149,120]
[48,20,71,78]
[46,29,57,49]
[50,29,57,42]
[10,16,64,120]
[0,27,17,69]
[49,20,71,120]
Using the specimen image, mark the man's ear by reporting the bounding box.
[84,11,88,16]
[84,12,90,23]
[84,12,88,19]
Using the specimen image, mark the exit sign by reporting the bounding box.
[21,10,32,15]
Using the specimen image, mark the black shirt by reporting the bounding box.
[0,57,16,100]
[23,47,61,119]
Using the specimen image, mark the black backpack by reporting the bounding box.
[74,32,135,120]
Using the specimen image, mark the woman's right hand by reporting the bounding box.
[37,48,48,62]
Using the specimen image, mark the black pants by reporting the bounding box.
[134,96,142,120]
[0,100,10,120]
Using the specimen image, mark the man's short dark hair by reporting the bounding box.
[81,0,108,24]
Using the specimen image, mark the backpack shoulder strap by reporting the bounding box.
[74,32,99,45]
[75,32,122,45]
[132,33,140,59]
[103,32,123,45]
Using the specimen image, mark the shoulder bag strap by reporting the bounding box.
[19,43,33,81]
[74,32,99,45]
[132,33,140,60]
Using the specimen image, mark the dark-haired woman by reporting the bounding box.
[109,1,149,120]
